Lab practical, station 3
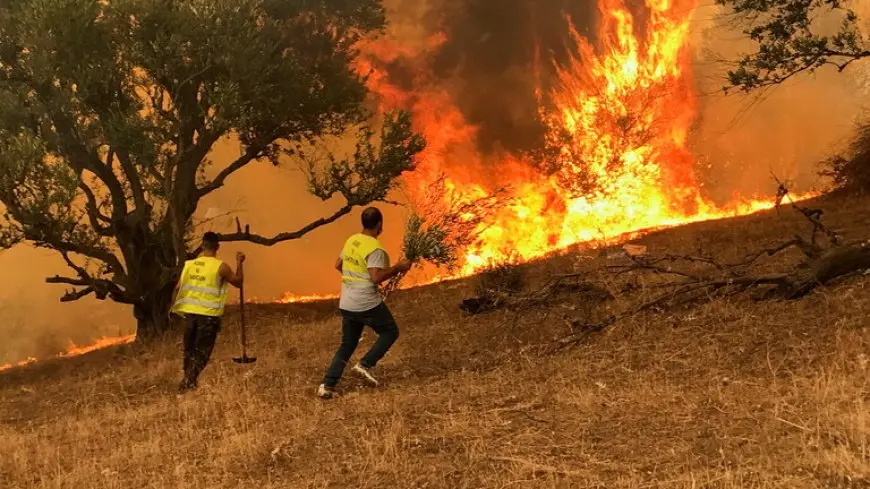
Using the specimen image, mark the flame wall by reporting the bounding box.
[360,0,829,275]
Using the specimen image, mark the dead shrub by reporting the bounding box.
[823,121,870,195]
[474,256,527,300]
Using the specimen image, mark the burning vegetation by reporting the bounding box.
[0,0,845,363]
[0,334,134,372]
[351,0,818,285]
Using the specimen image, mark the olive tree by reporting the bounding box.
[0,0,425,339]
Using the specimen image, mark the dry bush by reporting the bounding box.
[823,121,870,195]
[474,256,527,299]
[456,256,529,314]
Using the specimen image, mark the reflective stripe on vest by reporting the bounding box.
[172,256,228,317]
[340,233,384,286]
[180,284,224,296]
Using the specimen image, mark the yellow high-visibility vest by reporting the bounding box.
[340,233,384,287]
[172,256,228,317]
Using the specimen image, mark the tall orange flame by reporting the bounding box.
[349,0,817,281]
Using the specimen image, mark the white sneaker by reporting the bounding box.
[317,384,335,399]
[352,364,379,386]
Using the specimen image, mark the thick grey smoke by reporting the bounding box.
[384,0,601,156]
[428,0,597,154]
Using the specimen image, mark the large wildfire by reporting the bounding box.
[0,0,819,367]
[277,0,817,305]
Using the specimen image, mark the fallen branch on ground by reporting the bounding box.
[459,272,613,315]
[448,183,869,351]
[547,185,869,351]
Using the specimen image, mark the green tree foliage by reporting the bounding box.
[715,0,869,91]
[0,0,425,338]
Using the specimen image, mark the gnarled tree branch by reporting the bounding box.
[116,148,148,217]
[716,0,869,91]
[78,180,113,235]
[46,273,135,304]
[215,204,354,246]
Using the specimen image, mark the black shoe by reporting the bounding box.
[178,380,197,394]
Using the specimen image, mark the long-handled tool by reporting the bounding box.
[232,283,257,364]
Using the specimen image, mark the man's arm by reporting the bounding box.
[368,265,407,285]
[220,252,245,288]
[171,281,181,303]
[168,280,181,316]
[368,253,411,285]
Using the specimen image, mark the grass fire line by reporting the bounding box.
[0,335,135,373]
[0,190,818,374]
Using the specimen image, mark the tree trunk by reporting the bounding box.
[119,225,181,342]
[133,281,176,342]
[783,242,870,299]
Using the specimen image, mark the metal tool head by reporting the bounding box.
[232,355,257,364]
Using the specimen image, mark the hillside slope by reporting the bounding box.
[2,195,870,489]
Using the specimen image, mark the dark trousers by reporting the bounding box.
[182,314,222,388]
[322,303,399,388]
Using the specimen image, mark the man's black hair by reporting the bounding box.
[202,231,220,251]
[361,207,383,230]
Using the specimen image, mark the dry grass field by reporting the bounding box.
[2,194,870,489]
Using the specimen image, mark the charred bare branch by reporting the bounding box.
[60,250,90,281]
[46,274,134,304]
[460,272,613,315]
[549,238,870,352]
[216,205,354,246]
[741,237,818,263]
[50,241,125,280]
[46,275,90,287]
[773,178,840,247]
[60,286,96,302]
[48,249,135,304]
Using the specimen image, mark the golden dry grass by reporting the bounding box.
[2,195,870,489]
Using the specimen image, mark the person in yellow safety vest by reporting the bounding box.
[317,207,411,399]
[171,231,245,394]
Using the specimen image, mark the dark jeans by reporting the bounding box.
[322,303,399,388]
[181,314,222,388]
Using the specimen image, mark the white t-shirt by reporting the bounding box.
[339,248,389,312]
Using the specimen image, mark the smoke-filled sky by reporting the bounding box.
[401,0,598,154]
[689,0,867,200]
[1,0,867,363]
